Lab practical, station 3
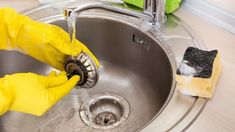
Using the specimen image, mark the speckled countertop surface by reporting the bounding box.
[0,0,235,131]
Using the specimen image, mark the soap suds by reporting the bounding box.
[178,60,202,77]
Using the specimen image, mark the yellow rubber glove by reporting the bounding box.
[0,8,99,70]
[0,71,79,116]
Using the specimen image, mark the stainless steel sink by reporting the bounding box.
[0,1,207,131]
[0,12,173,132]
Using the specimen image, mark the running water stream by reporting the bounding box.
[79,89,92,120]
[65,9,93,120]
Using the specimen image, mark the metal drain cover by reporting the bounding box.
[79,93,130,129]
[95,111,117,126]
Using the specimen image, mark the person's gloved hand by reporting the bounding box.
[0,8,99,70]
[0,71,79,116]
[123,0,182,14]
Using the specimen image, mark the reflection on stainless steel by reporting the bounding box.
[0,0,207,131]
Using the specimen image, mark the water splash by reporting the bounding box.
[80,89,93,121]
[65,8,93,121]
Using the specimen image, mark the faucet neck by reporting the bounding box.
[144,0,166,24]
[64,0,166,26]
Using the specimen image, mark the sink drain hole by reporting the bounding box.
[80,93,130,129]
[95,111,117,126]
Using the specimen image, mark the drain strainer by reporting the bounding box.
[80,93,130,129]
[95,111,117,126]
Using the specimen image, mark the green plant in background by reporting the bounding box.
[123,0,182,14]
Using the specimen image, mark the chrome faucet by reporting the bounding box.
[144,0,166,24]
[64,0,166,25]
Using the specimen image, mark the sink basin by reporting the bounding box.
[0,1,208,131]
[0,11,173,132]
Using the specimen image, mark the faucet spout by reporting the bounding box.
[144,0,166,24]
[64,8,76,41]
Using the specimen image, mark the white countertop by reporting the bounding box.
[175,6,235,132]
[0,0,235,131]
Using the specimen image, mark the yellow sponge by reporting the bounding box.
[176,47,221,98]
